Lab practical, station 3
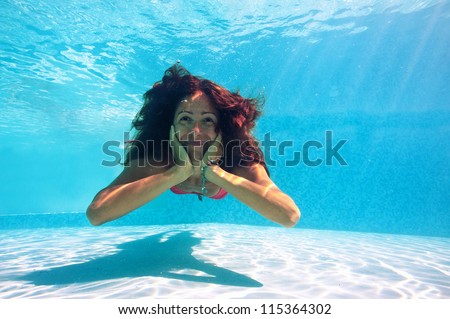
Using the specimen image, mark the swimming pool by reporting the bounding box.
[1,224,449,298]
[0,0,449,299]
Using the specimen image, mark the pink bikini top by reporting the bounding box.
[169,185,228,200]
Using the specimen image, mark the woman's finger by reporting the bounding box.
[215,132,222,144]
[170,125,193,167]
[203,133,223,164]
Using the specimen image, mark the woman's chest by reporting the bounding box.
[177,180,220,196]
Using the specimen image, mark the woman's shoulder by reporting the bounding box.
[128,157,173,174]
[109,157,172,186]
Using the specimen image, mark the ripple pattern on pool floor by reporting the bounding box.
[0,224,449,298]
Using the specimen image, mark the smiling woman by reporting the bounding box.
[86,63,300,227]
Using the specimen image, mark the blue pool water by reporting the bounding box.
[0,0,449,299]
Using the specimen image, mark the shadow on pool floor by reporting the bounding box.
[19,230,262,288]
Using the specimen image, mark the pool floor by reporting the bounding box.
[1,224,449,298]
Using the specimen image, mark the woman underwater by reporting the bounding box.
[87,64,300,227]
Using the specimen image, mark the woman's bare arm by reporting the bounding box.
[205,164,300,227]
[87,126,196,226]
[86,161,188,226]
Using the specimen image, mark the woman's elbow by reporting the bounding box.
[282,207,301,228]
[86,204,107,226]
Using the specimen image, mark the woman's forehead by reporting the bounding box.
[177,92,217,115]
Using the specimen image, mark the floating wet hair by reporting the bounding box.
[125,63,268,174]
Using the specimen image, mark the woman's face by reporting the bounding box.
[173,91,219,160]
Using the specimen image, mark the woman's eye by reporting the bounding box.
[203,118,215,124]
[180,116,191,122]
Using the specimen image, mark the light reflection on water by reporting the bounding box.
[1,0,448,139]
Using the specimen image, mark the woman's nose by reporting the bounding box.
[191,121,202,132]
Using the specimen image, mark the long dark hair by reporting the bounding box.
[125,63,268,174]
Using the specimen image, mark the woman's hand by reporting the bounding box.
[201,133,225,181]
[170,125,194,180]
[202,132,223,165]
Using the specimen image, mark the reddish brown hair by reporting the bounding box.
[125,63,268,174]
